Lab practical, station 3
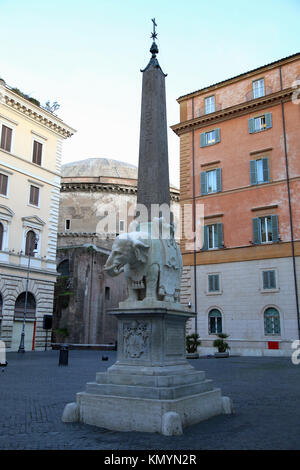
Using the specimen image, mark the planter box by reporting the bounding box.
[214,352,229,358]
[186,353,199,359]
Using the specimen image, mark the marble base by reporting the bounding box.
[62,306,232,435]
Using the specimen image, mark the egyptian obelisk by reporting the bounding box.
[137,18,170,220]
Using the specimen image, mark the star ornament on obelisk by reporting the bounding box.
[136,18,170,224]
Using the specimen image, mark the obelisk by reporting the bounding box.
[137,18,170,221]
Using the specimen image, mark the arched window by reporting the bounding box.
[208,309,222,334]
[57,259,70,276]
[264,307,281,336]
[0,222,3,251]
[25,230,37,256]
[14,292,36,320]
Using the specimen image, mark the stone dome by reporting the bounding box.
[62,158,138,180]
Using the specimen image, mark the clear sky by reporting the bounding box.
[0,0,299,186]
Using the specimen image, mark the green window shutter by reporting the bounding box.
[200,172,207,195]
[270,270,276,289]
[200,133,206,147]
[263,271,269,289]
[215,128,220,143]
[250,160,257,185]
[214,274,220,291]
[271,215,279,242]
[208,275,213,292]
[262,158,269,182]
[216,223,223,248]
[253,218,261,244]
[248,118,255,134]
[216,168,222,192]
[202,225,209,251]
[265,112,272,129]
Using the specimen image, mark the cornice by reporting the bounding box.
[0,86,76,139]
[61,181,180,201]
[171,88,293,136]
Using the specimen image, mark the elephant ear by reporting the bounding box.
[134,240,150,263]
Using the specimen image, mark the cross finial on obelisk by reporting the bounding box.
[151,18,157,40]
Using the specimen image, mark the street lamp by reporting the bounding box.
[18,233,39,353]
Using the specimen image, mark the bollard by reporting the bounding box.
[59,344,69,366]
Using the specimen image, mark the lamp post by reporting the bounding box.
[18,233,39,353]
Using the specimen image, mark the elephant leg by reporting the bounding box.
[128,285,138,301]
[146,264,159,300]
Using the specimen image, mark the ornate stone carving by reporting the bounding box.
[123,320,151,358]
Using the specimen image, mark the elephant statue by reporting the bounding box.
[104,220,182,304]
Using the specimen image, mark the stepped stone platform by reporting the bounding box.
[62,305,232,435]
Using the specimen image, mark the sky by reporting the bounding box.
[0,0,299,186]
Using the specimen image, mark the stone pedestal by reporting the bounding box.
[62,304,232,435]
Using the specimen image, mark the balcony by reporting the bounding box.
[246,86,272,101]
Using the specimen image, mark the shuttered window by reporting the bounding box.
[248,113,272,133]
[0,125,12,152]
[200,168,222,195]
[0,173,8,196]
[208,274,220,292]
[250,158,269,185]
[253,215,279,244]
[29,185,39,206]
[202,223,224,250]
[200,128,220,147]
[32,140,43,165]
[263,270,276,290]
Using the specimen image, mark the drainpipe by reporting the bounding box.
[279,66,300,339]
[191,97,198,334]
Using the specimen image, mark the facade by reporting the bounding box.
[54,158,180,345]
[172,53,300,356]
[0,78,75,351]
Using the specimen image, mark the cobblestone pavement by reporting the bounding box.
[0,350,299,450]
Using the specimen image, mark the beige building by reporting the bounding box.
[0,78,75,351]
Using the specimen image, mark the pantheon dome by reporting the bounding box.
[62,157,138,180]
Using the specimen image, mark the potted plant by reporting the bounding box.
[186,333,201,359]
[213,333,230,358]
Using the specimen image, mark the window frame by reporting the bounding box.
[28,184,40,208]
[252,78,265,99]
[31,138,44,166]
[253,215,279,245]
[200,128,220,147]
[204,95,216,114]
[208,308,223,335]
[250,157,270,185]
[207,273,222,295]
[263,307,281,336]
[261,268,279,293]
[0,122,14,153]
[0,172,9,197]
[65,219,71,231]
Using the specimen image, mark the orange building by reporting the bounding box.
[172,52,300,356]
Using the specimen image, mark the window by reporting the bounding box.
[25,230,37,256]
[201,168,221,195]
[248,113,272,133]
[0,125,12,152]
[205,95,215,114]
[202,223,224,250]
[0,173,8,196]
[119,220,125,232]
[29,185,39,207]
[264,307,280,335]
[262,270,276,290]
[0,223,3,250]
[250,158,269,185]
[252,78,265,99]
[200,128,220,147]
[65,219,71,231]
[32,140,43,166]
[105,286,110,300]
[14,292,36,320]
[252,215,279,244]
[57,259,70,276]
[208,274,220,292]
[209,309,222,334]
